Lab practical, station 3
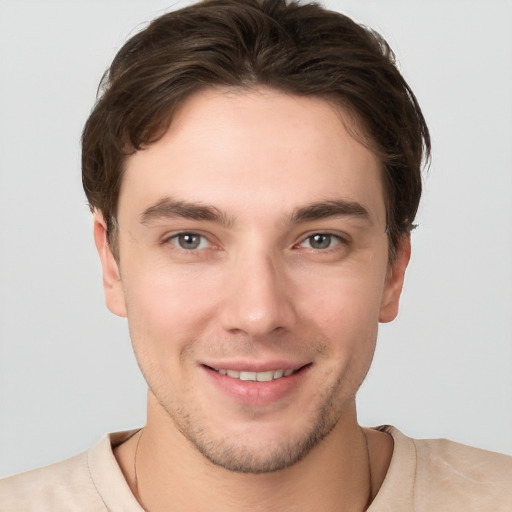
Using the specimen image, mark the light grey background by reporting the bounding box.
[1,0,511,478]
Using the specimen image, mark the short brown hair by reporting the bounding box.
[82,0,430,257]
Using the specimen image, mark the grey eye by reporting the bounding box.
[307,234,334,250]
[308,234,331,249]
[172,233,205,250]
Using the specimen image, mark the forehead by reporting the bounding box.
[119,87,386,226]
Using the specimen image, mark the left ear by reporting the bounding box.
[93,212,127,318]
[379,235,411,323]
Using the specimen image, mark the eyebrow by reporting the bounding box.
[288,200,372,225]
[140,197,371,228]
[140,197,234,227]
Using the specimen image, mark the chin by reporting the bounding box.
[171,394,344,474]
[190,425,334,474]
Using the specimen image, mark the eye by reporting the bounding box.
[169,232,210,250]
[299,233,344,250]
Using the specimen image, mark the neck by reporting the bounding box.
[116,399,381,512]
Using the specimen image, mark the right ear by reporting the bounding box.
[93,212,127,317]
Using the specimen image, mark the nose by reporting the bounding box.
[219,250,297,338]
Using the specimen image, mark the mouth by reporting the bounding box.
[204,364,310,382]
[212,368,297,382]
[202,363,311,406]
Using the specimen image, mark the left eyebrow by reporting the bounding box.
[287,200,372,225]
[140,197,234,227]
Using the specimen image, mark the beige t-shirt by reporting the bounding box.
[1,426,511,511]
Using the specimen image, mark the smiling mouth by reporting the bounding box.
[206,365,309,382]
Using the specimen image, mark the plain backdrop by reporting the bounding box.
[1,0,511,478]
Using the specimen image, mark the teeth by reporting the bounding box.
[217,368,296,381]
[256,371,274,382]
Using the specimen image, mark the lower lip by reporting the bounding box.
[203,365,309,407]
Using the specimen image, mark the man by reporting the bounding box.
[1,0,511,510]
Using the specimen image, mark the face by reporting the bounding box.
[95,88,409,473]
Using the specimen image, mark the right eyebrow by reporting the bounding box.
[287,199,372,225]
[140,197,234,227]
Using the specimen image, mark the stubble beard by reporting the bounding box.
[139,328,377,475]
[158,369,357,474]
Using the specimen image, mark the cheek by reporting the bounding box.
[301,267,386,327]
[121,267,221,358]
[296,263,386,366]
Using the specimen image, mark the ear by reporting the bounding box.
[379,235,411,323]
[93,212,127,317]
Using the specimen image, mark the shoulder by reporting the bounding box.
[0,450,106,512]
[0,430,141,512]
[374,426,512,512]
[412,433,512,509]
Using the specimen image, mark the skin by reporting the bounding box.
[94,87,409,511]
